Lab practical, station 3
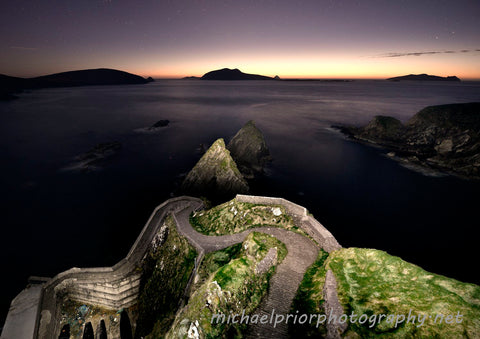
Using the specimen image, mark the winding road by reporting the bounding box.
[4,196,336,339]
[173,199,320,338]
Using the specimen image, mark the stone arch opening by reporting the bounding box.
[58,324,70,338]
[82,321,94,339]
[97,319,108,339]
[120,310,133,339]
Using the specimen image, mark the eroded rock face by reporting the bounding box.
[361,116,404,141]
[227,120,271,178]
[182,138,249,197]
[337,103,480,179]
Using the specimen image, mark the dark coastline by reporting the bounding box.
[0,68,153,100]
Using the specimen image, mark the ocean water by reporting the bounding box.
[1,79,479,324]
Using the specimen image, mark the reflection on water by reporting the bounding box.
[1,80,479,323]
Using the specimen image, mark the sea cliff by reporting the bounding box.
[335,102,480,179]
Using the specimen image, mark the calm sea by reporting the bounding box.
[1,79,479,324]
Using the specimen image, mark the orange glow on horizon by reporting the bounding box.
[130,50,480,80]
[135,63,480,81]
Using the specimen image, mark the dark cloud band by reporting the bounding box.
[374,49,479,58]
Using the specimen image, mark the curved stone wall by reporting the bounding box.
[35,196,203,339]
[235,194,341,252]
[2,195,342,339]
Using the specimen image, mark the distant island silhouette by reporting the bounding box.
[200,68,274,80]
[0,68,154,100]
[184,69,358,82]
[387,74,461,81]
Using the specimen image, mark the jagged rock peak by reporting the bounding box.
[227,120,271,178]
[182,138,249,196]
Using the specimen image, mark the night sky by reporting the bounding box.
[1,0,479,79]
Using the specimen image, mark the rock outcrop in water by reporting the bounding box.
[227,120,271,178]
[387,74,461,81]
[201,68,273,80]
[149,119,170,129]
[63,141,122,172]
[182,138,249,196]
[336,103,480,179]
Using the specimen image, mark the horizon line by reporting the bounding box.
[150,76,480,81]
[2,69,479,81]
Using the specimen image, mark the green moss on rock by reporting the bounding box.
[166,232,287,338]
[190,198,297,235]
[182,138,249,197]
[135,215,197,338]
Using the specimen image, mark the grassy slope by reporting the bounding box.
[289,249,330,338]
[291,248,480,338]
[135,215,197,339]
[166,232,287,338]
[190,198,299,235]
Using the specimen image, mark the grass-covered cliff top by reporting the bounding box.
[292,247,480,338]
[166,232,287,338]
[190,197,297,235]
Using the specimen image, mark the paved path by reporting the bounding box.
[6,196,326,339]
[173,201,320,338]
[34,197,201,339]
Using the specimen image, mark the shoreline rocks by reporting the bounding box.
[334,102,480,179]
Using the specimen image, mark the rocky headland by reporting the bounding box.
[200,68,273,80]
[227,120,272,178]
[5,196,479,338]
[387,73,461,81]
[0,68,153,100]
[335,102,480,179]
[181,138,249,197]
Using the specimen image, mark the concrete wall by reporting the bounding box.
[25,196,202,339]
[235,194,341,253]
[2,195,341,339]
